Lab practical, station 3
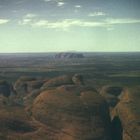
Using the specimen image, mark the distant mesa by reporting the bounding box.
[55,52,84,59]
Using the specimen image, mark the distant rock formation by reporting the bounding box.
[55,52,84,59]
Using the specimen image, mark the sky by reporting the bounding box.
[0,0,140,52]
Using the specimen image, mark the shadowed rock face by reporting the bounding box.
[111,116,123,140]
[1,118,35,133]
[0,106,38,140]
[0,80,13,97]
[31,86,112,140]
[55,53,84,59]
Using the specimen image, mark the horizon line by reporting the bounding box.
[0,51,140,54]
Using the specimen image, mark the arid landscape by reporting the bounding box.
[0,52,140,140]
[0,0,140,139]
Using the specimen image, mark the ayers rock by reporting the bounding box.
[55,52,84,59]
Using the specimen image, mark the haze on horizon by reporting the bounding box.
[0,0,140,53]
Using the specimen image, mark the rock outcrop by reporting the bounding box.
[100,86,123,107]
[72,74,84,85]
[41,75,74,90]
[14,76,45,96]
[24,75,85,107]
[31,85,112,140]
[114,86,140,140]
[55,52,84,59]
[14,76,36,96]
[4,75,140,140]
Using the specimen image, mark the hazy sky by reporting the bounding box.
[0,0,140,52]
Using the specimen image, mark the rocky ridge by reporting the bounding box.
[0,75,139,140]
